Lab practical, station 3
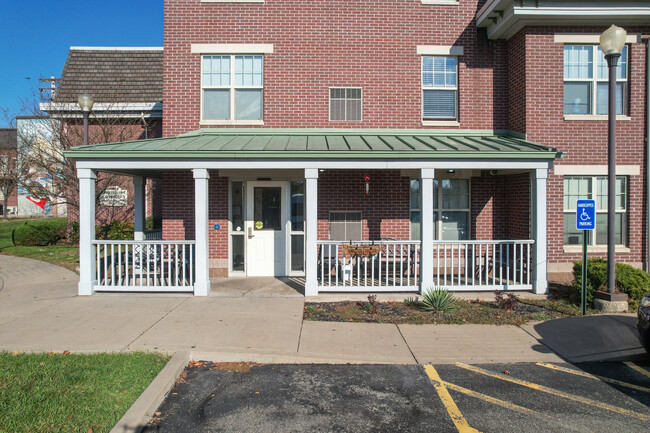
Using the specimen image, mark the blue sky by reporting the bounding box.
[0,0,163,127]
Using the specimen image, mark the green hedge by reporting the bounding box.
[573,258,650,306]
[67,220,136,244]
[96,220,134,241]
[12,219,67,246]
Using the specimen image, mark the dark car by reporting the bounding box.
[637,294,650,352]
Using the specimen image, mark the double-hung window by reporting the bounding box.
[563,176,627,246]
[410,178,470,240]
[422,56,458,120]
[202,55,264,121]
[563,45,628,115]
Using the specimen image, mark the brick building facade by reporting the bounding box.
[66,0,650,296]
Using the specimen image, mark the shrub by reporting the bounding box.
[573,258,650,306]
[12,219,67,246]
[67,221,80,244]
[420,287,457,313]
[145,216,162,231]
[495,290,518,309]
[96,220,134,241]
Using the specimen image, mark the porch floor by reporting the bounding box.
[209,277,305,297]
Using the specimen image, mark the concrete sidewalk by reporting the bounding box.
[0,254,647,364]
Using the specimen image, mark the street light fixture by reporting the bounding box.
[599,25,627,296]
[77,93,94,147]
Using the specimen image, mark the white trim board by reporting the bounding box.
[40,102,163,112]
[417,46,464,56]
[554,34,641,44]
[553,165,640,176]
[75,160,553,171]
[70,46,163,51]
[191,44,274,54]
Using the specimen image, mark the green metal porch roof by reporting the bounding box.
[64,129,562,160]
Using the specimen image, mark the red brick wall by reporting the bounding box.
[510,27,650,268]
[163,0,508,136]
[162,170,195,240]
[507,173,531,240]
[317,170,411,241]
[507,30,526,134]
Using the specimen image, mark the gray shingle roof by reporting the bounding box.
[54,48,163,104]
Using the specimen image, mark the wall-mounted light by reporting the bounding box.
[364,174,370,195]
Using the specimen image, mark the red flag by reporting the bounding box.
[26,197,47,210]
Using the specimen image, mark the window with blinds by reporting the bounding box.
[329,88,362,121]
[329,211,362,241]
[422,56,458,120]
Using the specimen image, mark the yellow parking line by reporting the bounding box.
[424,365,480,433]
[439,379,541,417]
[536,362,650,393]
[456,362,650,421]
[624,362,650,379]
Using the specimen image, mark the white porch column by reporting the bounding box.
[420,168,435,292]
[304,168,319,297]
[78,168,97,296]
[133,176,146,241]
[193,168,211,296]
[532,168,548,294]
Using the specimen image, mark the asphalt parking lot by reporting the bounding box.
[142,361,650,433]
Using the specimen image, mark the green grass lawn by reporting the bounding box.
[0,218,79,272]
[0,352,170,433]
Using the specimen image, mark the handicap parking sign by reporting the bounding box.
[576,200,595,230]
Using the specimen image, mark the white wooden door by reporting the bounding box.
[246,182,286,276]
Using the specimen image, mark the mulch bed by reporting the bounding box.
[304,298,577,326]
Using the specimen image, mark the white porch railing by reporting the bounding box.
[316,239,534,292]
[317,240,421,291]
[93,240,195,292]
[432,240,534,291]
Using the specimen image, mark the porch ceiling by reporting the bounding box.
[64,129,561,161]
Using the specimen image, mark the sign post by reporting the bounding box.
[576,199,596,315]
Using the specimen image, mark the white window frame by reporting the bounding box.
[563,45,628,117]
[329,87,363,122]
[421,55,459,123]
[200,54,264,125]
[410,178,471,241]
[228,180,246,275]
[562,175,627,247]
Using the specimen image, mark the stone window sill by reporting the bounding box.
[201,0,264,3]
[421,0,459,5]
[422,120,460,127]
[564,114,631,121]
[200,120,264,126]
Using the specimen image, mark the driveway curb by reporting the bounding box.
[111,351,190,433]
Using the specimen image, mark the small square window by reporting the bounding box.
[329,88,362,121]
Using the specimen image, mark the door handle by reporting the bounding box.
[248,227,254,239]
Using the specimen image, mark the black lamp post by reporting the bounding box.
[77,93,94,146]
[599,25,627,295]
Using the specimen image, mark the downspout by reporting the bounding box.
[646,40,650,272]
[141,112,148,139]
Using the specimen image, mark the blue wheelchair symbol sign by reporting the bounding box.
[576,200,595,230]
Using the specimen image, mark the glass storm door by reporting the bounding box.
[246,182,286,276]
